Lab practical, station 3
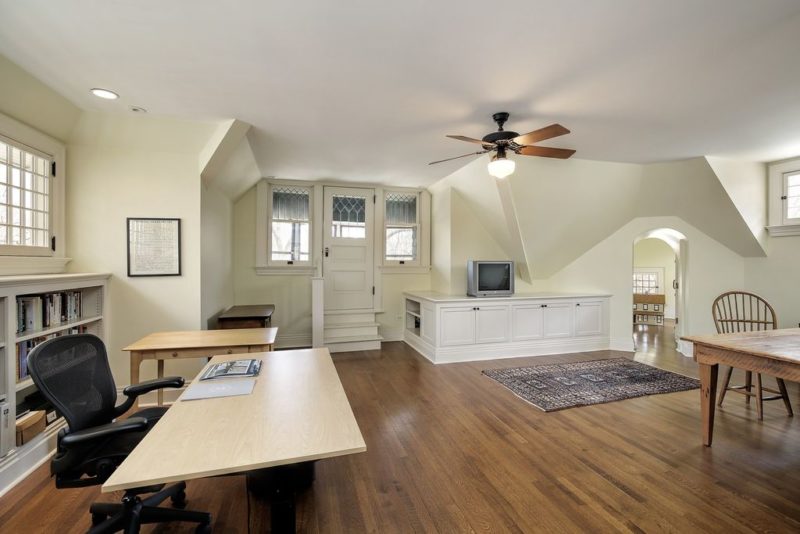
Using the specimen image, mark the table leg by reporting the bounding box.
[699,362,719,447]
[130,352,143,411]
[157,360,165,406]
[246,462,315,534]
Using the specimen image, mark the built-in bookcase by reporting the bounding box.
[0,273,110,497]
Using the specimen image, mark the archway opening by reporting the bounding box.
[632,228,688,354]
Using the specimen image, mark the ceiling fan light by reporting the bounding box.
[488,155,515,179]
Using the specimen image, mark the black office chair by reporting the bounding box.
[27,334,212,534]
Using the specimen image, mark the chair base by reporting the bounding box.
[87,481,211,534]
[718,366,793,420]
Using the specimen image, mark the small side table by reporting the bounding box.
[217,304,275,329]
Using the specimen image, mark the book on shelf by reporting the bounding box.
[16,291,83,334]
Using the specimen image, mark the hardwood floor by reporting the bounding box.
[2,333,800,533]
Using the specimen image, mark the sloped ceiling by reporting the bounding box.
[1,1,800,189]
[431,155,766,279]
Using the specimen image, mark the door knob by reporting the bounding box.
[324,247,329,257]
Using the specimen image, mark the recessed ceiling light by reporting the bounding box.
[90,88,119,100]
[129,106,147,114]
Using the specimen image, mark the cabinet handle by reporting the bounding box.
[576,303,581,306]
[542,304,548,308]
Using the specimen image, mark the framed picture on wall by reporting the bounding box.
[127,218,182,276]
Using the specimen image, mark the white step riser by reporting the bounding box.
[328,340,381,353]
[325,325,379,338]
[324,313,376,325]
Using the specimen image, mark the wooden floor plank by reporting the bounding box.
[1,324,799,532]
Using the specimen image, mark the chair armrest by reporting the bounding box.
[60,417,148,449]
[123,376,185,398]
[113,377,185,416]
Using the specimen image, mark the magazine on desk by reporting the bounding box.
[200,359,262,380]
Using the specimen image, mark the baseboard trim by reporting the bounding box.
[0,418,66,498]
[610,336,635,352]
[378,326,404,342]
[403,334,612,364]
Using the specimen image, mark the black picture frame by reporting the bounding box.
[127,218,182,277]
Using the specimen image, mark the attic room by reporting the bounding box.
[1,0,800,532]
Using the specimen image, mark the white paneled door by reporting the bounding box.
[323,186,374,310]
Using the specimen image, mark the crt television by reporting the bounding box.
[467,260,514,297]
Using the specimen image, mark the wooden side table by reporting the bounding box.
[124,327,278,407]
[217,304,275,329]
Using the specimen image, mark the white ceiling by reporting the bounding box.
[1,0,800,186]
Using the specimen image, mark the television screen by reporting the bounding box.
[478,263,511,291]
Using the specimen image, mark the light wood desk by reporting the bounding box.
[124,328,277,407]
[103,348,366,531]
[683,328,800,446]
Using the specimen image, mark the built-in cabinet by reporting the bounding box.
[404,292,611,364]
[0,273,110,495]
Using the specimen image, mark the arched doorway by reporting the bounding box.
[632,228,688,353]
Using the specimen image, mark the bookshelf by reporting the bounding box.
[0,273,110,496]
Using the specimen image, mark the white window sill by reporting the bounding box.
[0,256,71,276]
[379,265,431,275]
[255,265,317,276]
[766,224,800,237]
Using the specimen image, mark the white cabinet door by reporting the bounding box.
[512,304,544,341]
[543,302,573,338]
[575,300,603,336]
[440,307,476,346]
[475,306,509,344]
[421,304,435,343]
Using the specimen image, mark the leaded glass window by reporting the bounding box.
[271,185,310,262]
[385,192,418,262]
[0,136,51,249]
[331,194,366,238]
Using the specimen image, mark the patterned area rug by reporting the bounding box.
[483,358,700,412]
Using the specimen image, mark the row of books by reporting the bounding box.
[16,326,88,382]
[16,291,83,334]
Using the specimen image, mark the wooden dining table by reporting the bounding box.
[683,328,800,446]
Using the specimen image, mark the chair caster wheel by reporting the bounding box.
[91,512,106,526]
[171,490,187,509]
[196,522,212,534]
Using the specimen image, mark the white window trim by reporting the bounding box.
[0,112,68,275]
[255,179,320,275]
[767,158,800,237]
[378,187,431,273]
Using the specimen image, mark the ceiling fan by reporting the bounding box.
[430,112,575,178]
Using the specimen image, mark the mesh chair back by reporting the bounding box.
[712,291,777,334]
[27,334,117,431]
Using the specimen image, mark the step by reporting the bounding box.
[324,322,379,338]
[324,313,377,325]
[325,334,383,353]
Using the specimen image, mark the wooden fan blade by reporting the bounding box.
[446,135,496,146]
[429,150,489,165]
[517,145,576,159]
[513,124,570,146]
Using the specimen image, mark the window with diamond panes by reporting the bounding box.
[783,171,800,223]
[385,192,418,262]
[633,272,659,294]
[271,186,310,262]
[0,137,51,250]
[331,195,366,238]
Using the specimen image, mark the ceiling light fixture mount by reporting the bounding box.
[129,106,147,114]
[90,88,119,100]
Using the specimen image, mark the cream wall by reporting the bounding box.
[744,236,800,328]
[66,112,216,383]
[633,238,676,318]
[547,217,745,350]
[201,184,234,329]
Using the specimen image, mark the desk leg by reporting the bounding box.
[157,360,165,406]
[246,462,315,534]
[130,352,143,411]
[699,362,719,447]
